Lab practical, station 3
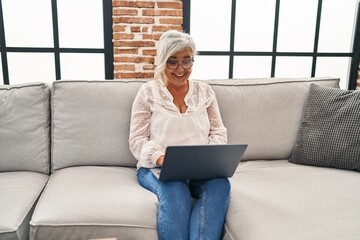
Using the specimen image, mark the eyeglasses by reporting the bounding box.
[166,58,194,70]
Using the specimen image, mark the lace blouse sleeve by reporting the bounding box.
[129,85,164,168]
[207,95,228,144]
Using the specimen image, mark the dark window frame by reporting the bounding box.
[182,0,360,90]
[0,0,114,85]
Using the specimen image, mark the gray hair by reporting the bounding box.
[154,30,196,86]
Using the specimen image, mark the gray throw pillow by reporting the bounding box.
[290,84,360,171]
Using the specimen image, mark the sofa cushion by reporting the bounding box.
[0,172,48,240]
[50,78,339,170]
[207,77,340,160]
[290,84,360,171]
[0,83,50,174]
[30,166,158,240]
[51,80,146,172]
[224,160,360,240]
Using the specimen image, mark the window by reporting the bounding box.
[183,0,360,90]
[0,0,113,85]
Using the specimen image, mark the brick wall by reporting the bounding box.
[112,0,183,79]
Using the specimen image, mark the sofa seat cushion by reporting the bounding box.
[223,160,360,240]
[30,166,158,240]
[0,171,49,240]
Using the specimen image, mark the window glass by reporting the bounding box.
[190,56,229,80]
[233,56,272,78]
[60,53,105,80]
[316,57,350,89]
[186,0,358,89]
[235,0,276,51]
[7,53,55,84]
[277,0,318,52]
[2,0,53,47]
[57,0,104,48]
[190,0,231,51]
[275,57,313,78]
[318,0,356,52]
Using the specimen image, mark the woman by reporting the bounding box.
[129,30,230,240]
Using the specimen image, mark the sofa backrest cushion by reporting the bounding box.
[0,83,50,174]
[51,80,145,172]
[51,78,340,171]
[207,77,339,160]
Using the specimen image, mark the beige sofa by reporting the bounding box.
[0,77,359,240]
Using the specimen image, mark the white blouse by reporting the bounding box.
[129,80,227,169]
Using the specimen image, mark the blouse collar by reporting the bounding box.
[158,80,194,112]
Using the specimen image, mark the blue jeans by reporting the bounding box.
[137,167,231,240]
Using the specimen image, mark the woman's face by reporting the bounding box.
[164,48,193,88]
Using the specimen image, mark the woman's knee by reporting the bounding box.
[203,178,231,199]
[160,181,192,201]
[209,178,230,191]
[158,181,192,212]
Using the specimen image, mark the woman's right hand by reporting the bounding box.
[156,155,165,167]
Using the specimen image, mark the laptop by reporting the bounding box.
[150,144,247,182]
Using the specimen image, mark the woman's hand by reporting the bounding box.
[156,155,165,167]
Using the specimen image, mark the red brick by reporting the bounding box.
[113,17,155,24]
[113,25,126,32]
[142,49,157,56]
[143,33,162,40]
[143,9,182,17]
[141,56,155,63]
[143,64,156,70]
[113,1,155,8]
[113,8,138,16]
[130,26,141,32]
[157,1,182,9]
[114,48,139,54]
[114,64,136,71]
[114,56,141,63]
[114,40,156,48]
[113,33,135,40]
[160,18,182,25]
[152,25,182,32]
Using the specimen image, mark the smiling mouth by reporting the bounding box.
[173,72,186,78]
